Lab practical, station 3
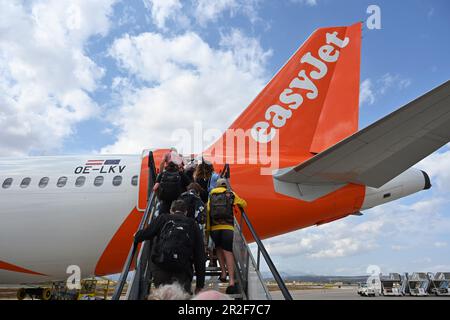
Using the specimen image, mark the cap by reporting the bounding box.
[216,178,227,187]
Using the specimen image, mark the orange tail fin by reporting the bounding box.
[205,23,362,168]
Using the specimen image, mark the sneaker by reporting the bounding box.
[225,285,239,295]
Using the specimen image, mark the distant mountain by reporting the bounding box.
[262,272,369,284]
[261,271,312,279]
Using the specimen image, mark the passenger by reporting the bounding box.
[193,160,221,267]
[160,147,184,173]
[134,200,206,295]
[206,178,247,295]
[147,282,191,300]
[154,161,190,214]
[178,183,205,225]
[193,160,220,203]
[183,156,197,183]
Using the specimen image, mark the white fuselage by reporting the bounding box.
[0,154,429,285]
[0,155,142,284]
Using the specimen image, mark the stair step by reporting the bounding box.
[205,267,222,272]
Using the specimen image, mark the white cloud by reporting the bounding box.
[142,0,188,30]
[416,145,450,193]
[359,78,375,106]
[291,0,318,6]
[193,0,261,26]
[263,193,450,263]
[141,0,263,32]
[391,244,409,251]
[194,0,238,25]
[142,0,262,29]
[0,0,115,156]
[265,218,381,259]
[422,264,450,273]
[378,73,411,95]
[310,237,376,258]
[360,73,411,107]
[434,241,447,248]
[102,29,271,154]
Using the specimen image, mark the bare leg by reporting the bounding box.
[216,248,227,278]
[208,248,218,267]
[223,250,235,286]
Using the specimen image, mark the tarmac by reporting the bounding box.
[270,287,450,300]
[2,285,450,300]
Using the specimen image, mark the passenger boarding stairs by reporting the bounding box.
[428,272,450,296]
[111,152,292,300]
[406,273,431,296]
[380,273,404,296]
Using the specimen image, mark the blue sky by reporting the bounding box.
[0,0,449,276]
[67,0,450,154]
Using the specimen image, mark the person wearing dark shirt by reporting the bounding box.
[159,147,184,173]
[154,162,190,214]
[193,161,219,203]
[134,200,206,295]
[178,182,205,225]
[183,157,197,183]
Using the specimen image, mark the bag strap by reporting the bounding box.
[207,176,212,191]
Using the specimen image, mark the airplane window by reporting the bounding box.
[2,178,13,189]
[94,176,104,187]
[112,175,122,186]
[57,176,67,188]
[39,177,49,188]
[131,175,138,186]
[20,177,31,188]
[75,176,86,187]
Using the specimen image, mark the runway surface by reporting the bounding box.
[270,287,450,300]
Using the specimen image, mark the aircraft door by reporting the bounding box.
[137,150,157,211]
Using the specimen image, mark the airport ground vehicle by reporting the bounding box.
[357,283,376,297]
[17,287,53,300]
[16,278,114,300]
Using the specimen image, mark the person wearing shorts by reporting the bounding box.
[207,178,247,295]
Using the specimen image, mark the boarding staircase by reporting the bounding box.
[380,273,403,296]
[111,151,292,300]
[428,272,450,296]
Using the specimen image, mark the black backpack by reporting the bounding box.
[158,171,181,201]
[209,191,234,223]
[179,191,205,224]
[152,217,193,272]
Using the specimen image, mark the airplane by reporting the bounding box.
[1,22,449,285]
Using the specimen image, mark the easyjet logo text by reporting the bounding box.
[250,30,350,143]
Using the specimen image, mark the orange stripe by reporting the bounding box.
[94,207,143,276]
[0,260,47,276]
[138,156,149,210]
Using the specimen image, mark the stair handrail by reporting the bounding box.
[125,194,159,300]
[238,207,293,300]
[111,151,158,300]
[221,163,293,300]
